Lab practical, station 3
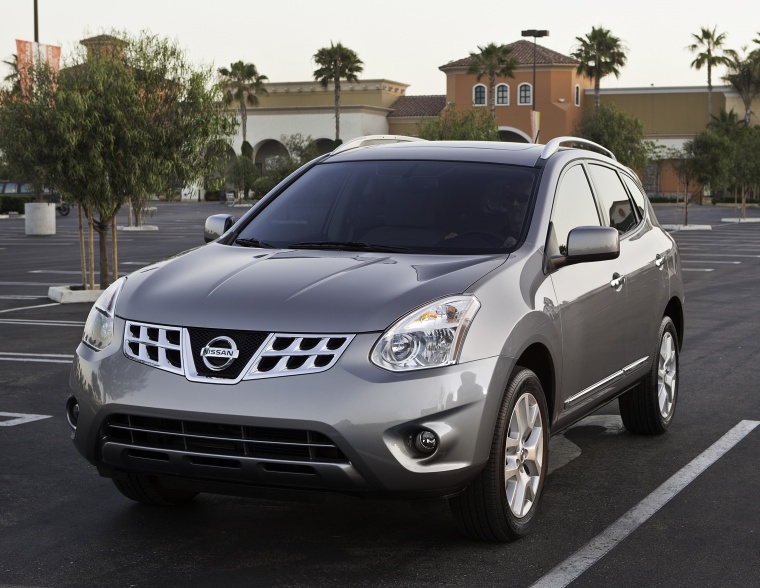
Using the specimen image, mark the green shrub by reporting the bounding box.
[0,194,33,214]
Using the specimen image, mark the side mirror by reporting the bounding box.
[566,226,620,264]
[204,214,235,243]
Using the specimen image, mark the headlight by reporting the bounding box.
[370,296,480,372]
[82,277,127,351]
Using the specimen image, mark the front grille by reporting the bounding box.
[122,321,354,383]
[103,414,349,463]
[124,321,183,375]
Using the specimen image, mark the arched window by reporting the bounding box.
[496,84,510,106]
[473,84,486,106]
[518,83,532,106]
[575,85,581,107]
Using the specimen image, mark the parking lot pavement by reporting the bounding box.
[1,202,759,587]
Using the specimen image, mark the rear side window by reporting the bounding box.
[551,165,601,255]
[588,164,638,234]
[621,174,646,219]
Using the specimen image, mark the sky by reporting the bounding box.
[2,0,758,96]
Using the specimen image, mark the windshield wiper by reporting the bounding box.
[234,238,276,249]
[288,241,411,253]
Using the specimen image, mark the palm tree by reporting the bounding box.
[687,27,736,120]
[2,54,20,94]
[467,43,517,116]
[707,108,744,135]
[313,42,364,143]
[572,27,627,109]
[723,52,760,127]
[217,61,268,147]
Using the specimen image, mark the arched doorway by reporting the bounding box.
[498,128,531,143]
[254,140,289,173]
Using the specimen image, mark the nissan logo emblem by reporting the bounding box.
[200,336,240,371]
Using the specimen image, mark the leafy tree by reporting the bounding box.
[0,63,63,202]
[218,61,268,145]
[732,127,760,218]
[416,104,499,141]
[467,43,517,116]
[685,131,734,199]
[723,51,760,126]
[573,104,648,170]
[312,42,364,143]
[687,26,736,120]
[0,32,237,289]
[228,153,258,199]
[572,26,627,108]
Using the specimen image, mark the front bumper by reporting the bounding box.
[69,326,514,499]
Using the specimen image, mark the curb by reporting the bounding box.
[720,218,760,223]
[48,286,102,304]
[118,225,159,231]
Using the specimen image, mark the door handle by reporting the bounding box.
[610,273,625,291]
[655,254,665,269]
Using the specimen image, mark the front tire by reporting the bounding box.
[619,316,679,435]
[449,367,548,541]
[112,474,198,506]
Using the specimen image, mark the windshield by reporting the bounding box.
[235,160,538,254]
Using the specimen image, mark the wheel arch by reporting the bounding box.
[514,343,556,426]
[664,296,684,350]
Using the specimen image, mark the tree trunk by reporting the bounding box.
[334,77,341,143]
[111,215,118,283]
[741,184,747,220]
[240,99,247,144]
[489,74,495,117]
[87,205,95,290]
[707,65,712,122]
[95,220,110,290]
[683,186,689,226]
[594,76,601,109]
[78,205,87,288]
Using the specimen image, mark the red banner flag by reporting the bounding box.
[15,39,61,95]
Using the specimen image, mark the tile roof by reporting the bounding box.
[441,40,579,70]
[388,95,447,117]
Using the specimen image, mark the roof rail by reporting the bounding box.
[330,135,426,155]
[540,136,616,161]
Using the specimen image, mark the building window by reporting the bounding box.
[496,84,509,105]
[473,84,486,106]
[518,83,532,106]
[575,85,581,107]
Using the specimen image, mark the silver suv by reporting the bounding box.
[68,136,683,541]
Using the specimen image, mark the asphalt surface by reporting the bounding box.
[0,202,758,588]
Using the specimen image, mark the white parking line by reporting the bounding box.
[0,412,53,427]
[531,420,759,588]
[28,270,83,274]
[0,352,75,364]
[0,295,46,300]
[682,269,714,272]
[681,260,740,265]
[0,302,61,314]
[0,318,84,327]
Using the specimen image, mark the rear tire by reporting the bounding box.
[619,316,679,435]
[449,367,548,541]
[112,474,198,506]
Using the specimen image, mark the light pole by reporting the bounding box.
[520,29,549,111]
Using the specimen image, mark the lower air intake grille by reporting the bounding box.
[102,414,349,464]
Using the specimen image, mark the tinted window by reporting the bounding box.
[621,174,646,219]
[236,161,539,254]
[588,164,637,234]
[551,165,601,254]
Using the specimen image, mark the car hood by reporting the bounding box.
[116,244,505,333]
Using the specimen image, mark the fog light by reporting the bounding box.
[412,430,438,456]
[66,397,79,430]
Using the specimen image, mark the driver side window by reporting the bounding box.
[551,165,601,254]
